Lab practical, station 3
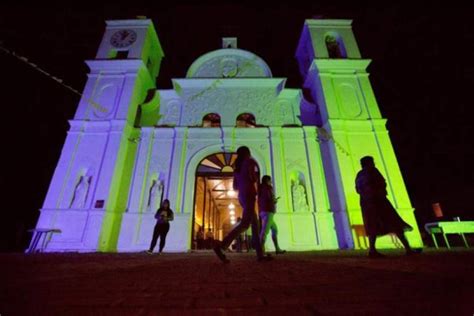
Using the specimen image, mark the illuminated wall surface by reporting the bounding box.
[33,19,423,252]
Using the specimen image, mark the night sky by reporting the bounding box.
[1,3,473,251]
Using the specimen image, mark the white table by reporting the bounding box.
[424,221,474,249]
[26,228,62,253]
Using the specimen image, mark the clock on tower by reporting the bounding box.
[95,19,164,79]
[110,29,137,48]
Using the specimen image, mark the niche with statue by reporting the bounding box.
[146,173,164,212]
[69,169,93,209]
[290,171,310,212]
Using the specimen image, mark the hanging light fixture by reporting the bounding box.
[229,202,236,225]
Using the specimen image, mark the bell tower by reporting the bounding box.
[35,19,164,252]
[75,19,163,121]
[296,19,423,249]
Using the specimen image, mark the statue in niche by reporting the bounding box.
[70,175,91,209]
[147,179,163,212]
[325,35,344,59]
[291,180,309,212]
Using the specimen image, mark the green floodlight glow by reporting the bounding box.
[32,18,424,253]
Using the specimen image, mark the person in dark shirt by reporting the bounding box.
[196,227,204,249]
[205,228,214,249]
[213,146,270,263]
[355,156,421,258]
[258,175,286,255]
[147,199,174,254]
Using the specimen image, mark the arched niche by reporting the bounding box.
[202,113,221,127]
[325,32,347,59]
[236,113,256,128]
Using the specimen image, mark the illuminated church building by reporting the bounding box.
[34,19,423,252]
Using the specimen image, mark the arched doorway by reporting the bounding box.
[191,152,259,250]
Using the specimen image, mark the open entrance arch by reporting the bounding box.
[191,152,260,250]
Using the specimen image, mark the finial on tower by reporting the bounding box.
[222,37,237,49]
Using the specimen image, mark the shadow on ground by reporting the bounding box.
[1,249,473,315]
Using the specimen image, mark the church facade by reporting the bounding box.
[33,19,423,252]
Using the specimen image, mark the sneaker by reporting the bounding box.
[213,243,230,264]
[145,250,153,255]
[275,249,286,255]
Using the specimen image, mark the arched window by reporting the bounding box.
[196,152,238,175]
[325,34,346,59]
[202,113,221,127]
[236,113,256,127]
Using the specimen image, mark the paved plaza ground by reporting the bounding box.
[1,249,473,315]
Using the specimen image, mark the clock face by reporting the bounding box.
[110,29,137,48]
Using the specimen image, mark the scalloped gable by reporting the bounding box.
[186,48,272,78]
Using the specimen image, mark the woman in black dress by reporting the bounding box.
[355,156,421,258]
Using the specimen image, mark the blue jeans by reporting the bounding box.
[259,212,280,251]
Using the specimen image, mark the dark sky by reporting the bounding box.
[1,3,473,250]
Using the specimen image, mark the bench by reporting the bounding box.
[424,221,474,249]
[26,228,62,253]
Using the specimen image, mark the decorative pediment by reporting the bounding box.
[186,49,272,78]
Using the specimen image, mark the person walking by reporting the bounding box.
[258,175,286,255]
[147,199,174,254]
[213,146,270,263]
[231,217,243,252]
[355,156,421,258]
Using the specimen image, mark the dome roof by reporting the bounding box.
[186,48,272,78]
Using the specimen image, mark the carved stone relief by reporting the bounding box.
[160,100,181,125]
[337,83,362,118]
[286,158,306,172]
[91,83,118,119]
[180,88,277,126]
[192,55,267,78]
